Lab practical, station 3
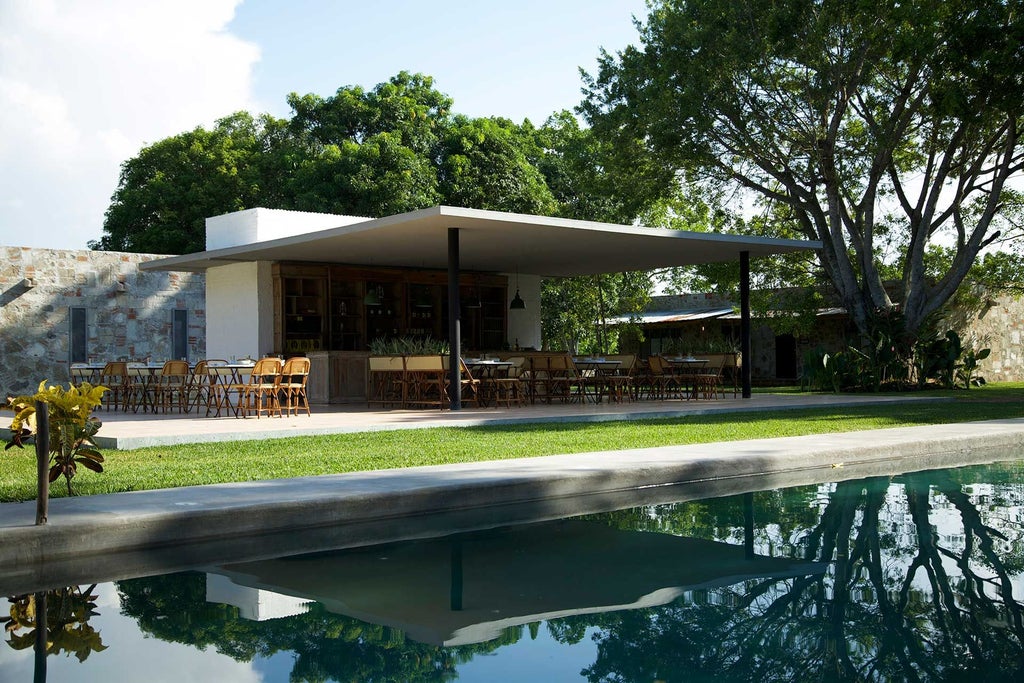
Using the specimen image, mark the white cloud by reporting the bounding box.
[0,0,261,249]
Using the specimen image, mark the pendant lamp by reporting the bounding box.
[509,268,525,310]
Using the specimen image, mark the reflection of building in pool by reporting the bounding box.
[204,520,826,646]
[205,573,311,622]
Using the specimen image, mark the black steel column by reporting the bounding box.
[448,229,462,410]
[740,250,752,398]
[450,539,463,611]
[743,492,755,560]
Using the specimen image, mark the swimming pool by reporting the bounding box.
[2,458,1022,681]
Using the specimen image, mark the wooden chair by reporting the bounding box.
[98,361,129,410]
[443,358,481,408]
[547,354,586,403]
[207,362,246,417]
[644,356,681,400]
[603,354,636,403]
[153,360,191,413]
[402,355,446,409]
[70,363,93,386]
[368,356,406,408]
[243,357,283,418]
[491,356,528,407]
[187,360,213,412]
[692,355,726,400]
[280,356,311,416]
[525,355,552,404]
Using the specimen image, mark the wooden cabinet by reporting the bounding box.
[329,279,363,351]
[406,284,444,339]
[282,276,326,354]
[479,285,506,350]
[274,263,507,359]
[364,280,404,342]
[308,351,369,403]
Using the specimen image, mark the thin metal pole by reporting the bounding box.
[34,591,47,683]
[34,400,49,525]
[447,229,462,410]
[743,492,755,560]
[740,251,752,398]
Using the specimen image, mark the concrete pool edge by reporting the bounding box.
[1,418,1022,594]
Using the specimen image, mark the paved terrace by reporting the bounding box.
[2,394,1022,595]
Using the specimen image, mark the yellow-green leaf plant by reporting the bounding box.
[3,381,108,496]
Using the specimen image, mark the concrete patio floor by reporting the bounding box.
[92,392,951,449]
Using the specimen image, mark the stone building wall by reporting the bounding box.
[947,293,1024,383]
[0,247,206,397]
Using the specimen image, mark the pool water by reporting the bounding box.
[2,460,1022,682]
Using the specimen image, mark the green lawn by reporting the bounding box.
[2,384,1022,503]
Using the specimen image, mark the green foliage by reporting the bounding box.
[583,0,1024,343]
[95,112,290,254]
[438,116,556,215]
[803,325,992,392]
[3,381,108,496]
[541,272,651,354]
[96,71,583,255]
[368,336,449,356]
[914,329,991,389]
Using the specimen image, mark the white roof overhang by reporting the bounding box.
[139,205,821,276]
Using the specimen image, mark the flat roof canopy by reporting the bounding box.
[140,205,820,276]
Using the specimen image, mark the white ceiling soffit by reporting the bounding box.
[140,206,821,277]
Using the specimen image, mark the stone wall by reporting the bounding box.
[947,292,1024,383]
[0,247,206,397]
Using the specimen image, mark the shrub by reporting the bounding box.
[3,381,108,496]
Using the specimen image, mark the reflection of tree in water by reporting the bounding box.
[113,462,1024,682]
[575,465,1024,682]
[2,585,107,662]
[116,573,510,682]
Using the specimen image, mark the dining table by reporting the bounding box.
[663,357,709,399]
[572,358,622,403]
[462,358,515,407]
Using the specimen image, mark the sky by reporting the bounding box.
[0,0,648,251]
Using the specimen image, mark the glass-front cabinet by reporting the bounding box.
[273,263,508,354]
[329,279,364,351]
[281,273,326,354]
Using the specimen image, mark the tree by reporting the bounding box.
[95,112,293,254]
[285,71,451,215]
[438,116,556,215]
[94,72,569,254]
[583,0,1024,343]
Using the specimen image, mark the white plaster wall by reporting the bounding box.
[206,208,369,250]
[206,261,274,360]
[506,274,542,350]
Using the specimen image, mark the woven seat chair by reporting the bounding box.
[97,362,130,411]
[242,357,283,418]
[279,356,312,416]
[153,360,191,413]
